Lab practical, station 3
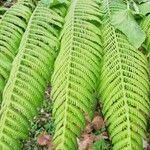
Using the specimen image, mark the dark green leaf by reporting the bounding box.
[93,139,110,150]
[0,7,8,14]
[50,0,66,7]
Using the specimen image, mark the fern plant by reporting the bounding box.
[99,0,150,149]
[0,0,150,149]
[0,1,67,149]
[51,0,103,149]
[0,0,35,102]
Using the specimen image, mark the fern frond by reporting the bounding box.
[99,0,150,149]
[0,0,35,102]
[141,14,150,54]
[0,2,66,149]
[51,0,102,149]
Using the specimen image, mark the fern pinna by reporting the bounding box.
[0,0,35,102]
[0,1,67,149]
[51,0,102,149]
[141,14,150,60]
[99,0,150,149]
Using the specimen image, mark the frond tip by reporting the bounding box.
[51,0,103,149]
[0,0,35,102]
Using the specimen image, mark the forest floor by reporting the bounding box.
[22,86,111,150]
[1,0,150,149]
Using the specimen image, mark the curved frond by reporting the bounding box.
[0,2,66,149]
[51,0,102,149]
[0,0,35,102]
[99,0,150,149]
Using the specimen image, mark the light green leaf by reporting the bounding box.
[134,0,150,4]
[41,0,51,6]
[110,0,126,10]
[139,2,150,15]
[111,9,146,48]
[41,0,66,7]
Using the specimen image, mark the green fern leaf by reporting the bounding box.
[51,0,102,149]
[99,0,150,149]
[141,14,150,52]
[0,2,66,149]
[0,0,35,102]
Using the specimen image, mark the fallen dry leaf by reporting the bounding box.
[94,135,102,141]
[84,123,93,134]
[48,142,55,150]
[143,140,149,149]
[37,132,51,146]
[78,134,95,150]
[78,111,107,150]
[102,132,108,136]
[92,115,104,130]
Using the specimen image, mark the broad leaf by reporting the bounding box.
[41,0,51,6]
[139,2,150,15]
[134,0,150,4]
[111,9,146,48]
[41,0,66,7]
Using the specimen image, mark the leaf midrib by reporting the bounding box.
[105,0,132,148]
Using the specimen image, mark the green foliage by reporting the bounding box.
[139,1,150,15]
[99,0,150,149]
[0,7,7,15]
[134,0,150,4]
[111,0,146,48]
[93,139,110,150]
[0,0,35,102]
[141,14,150,65]
[51,0,102,149]
[0,1,66,149]
[41,0,68,7]
[141,14,150,52]
[0,0,150,149]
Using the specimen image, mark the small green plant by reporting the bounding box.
[94,139,110,150]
